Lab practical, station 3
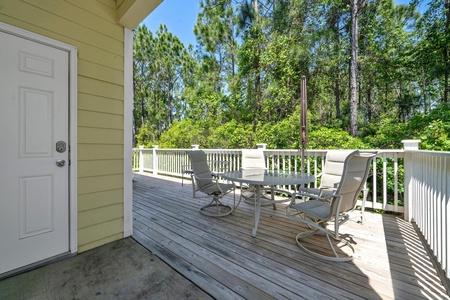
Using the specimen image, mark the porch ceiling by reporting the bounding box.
[116,0,163,29]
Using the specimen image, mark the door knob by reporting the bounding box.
[56,159,66,167]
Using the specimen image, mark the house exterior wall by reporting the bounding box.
[0,0,127,252]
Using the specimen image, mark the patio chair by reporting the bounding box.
[298,150,358,199]
[240,149,292,210]
[287,150,377,262]
[187,150,237,217]
[183,158,230,199]
[240,149,268,205]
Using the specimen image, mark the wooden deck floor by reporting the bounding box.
[132,173,449,300]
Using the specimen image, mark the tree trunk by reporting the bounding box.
[349,0,359,137]
[253,0,258,16]
[334,11,341,119]
[335,73,340,119]
[444,0,450,102]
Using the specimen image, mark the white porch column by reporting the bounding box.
[402,139,420,222]
[123,27,133,237]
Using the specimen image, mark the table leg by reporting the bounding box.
[252,185,261,237]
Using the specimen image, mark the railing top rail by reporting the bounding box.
[132,148,410,155]
[132,148,404,151]
[408,150,450,157]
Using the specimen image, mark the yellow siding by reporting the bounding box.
[78,77,124,100]
[0,1,123,55]
[78,190,123,211]
[78,233,124,253]
[78,94,124,115]
[0,0,126,252]
[78,144,124,160]
[78,222,124,252]
[78,160,124,177]
[78,174,124,195]
[23,0,123,39]
[78,128,124,144]
[78,204,124,228]
[78,60,124,86]
[78,111,124,130]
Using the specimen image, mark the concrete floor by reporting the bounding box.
[0,238,213,300]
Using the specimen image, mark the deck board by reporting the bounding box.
[132,173,450,300]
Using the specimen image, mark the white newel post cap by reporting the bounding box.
[152,145,159,149]
[256,143,267,149]
[401,140,420,150]
[139,145,144,149]
[191,144,199,149]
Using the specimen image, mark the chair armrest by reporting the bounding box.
[293,191,332,202]
[182,164,193,173]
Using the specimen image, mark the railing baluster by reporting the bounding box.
[394,153,398,212]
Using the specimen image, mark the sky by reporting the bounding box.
[141,1,201,47]
[141,0,431,47]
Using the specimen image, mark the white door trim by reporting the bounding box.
[0,22,78,254]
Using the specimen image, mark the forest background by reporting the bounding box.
[133,0,450,151]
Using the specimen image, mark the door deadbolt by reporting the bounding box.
[56,141,66,153]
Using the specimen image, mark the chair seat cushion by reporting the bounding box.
[291,200,331,220]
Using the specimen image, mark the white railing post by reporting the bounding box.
[192,144,199,149]
[138,145,144,173]
[256,143,267,149]
[153,145,159,175]
[402,139,420,222]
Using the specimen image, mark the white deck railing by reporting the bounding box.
[404,150,449,280]
[133,146,405,212]
[132,142,449,279]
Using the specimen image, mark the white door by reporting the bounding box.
[0,31,70,274]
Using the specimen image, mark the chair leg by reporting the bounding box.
[191,174,196,198]
[293,220,355,262]
[199,196,233,217]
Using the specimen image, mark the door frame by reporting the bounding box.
[0,22,78,254]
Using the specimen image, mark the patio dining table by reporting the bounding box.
[222,169,314,237]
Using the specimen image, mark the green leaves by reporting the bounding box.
[132,1,448,152]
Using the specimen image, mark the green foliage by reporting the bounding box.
[256,118,299,149]
[363,118,408,149]
[207,120,255,148]
[157,119,208,148]
[308,127,370,150]
[362,103,450,151]
[133,1,450,152]
[136,121,159,147]
[406,103,450,150]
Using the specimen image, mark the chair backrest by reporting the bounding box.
[242,149,266,169]
[187,150,213,190]
[333,151,377,213]
[319,150,358,191]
